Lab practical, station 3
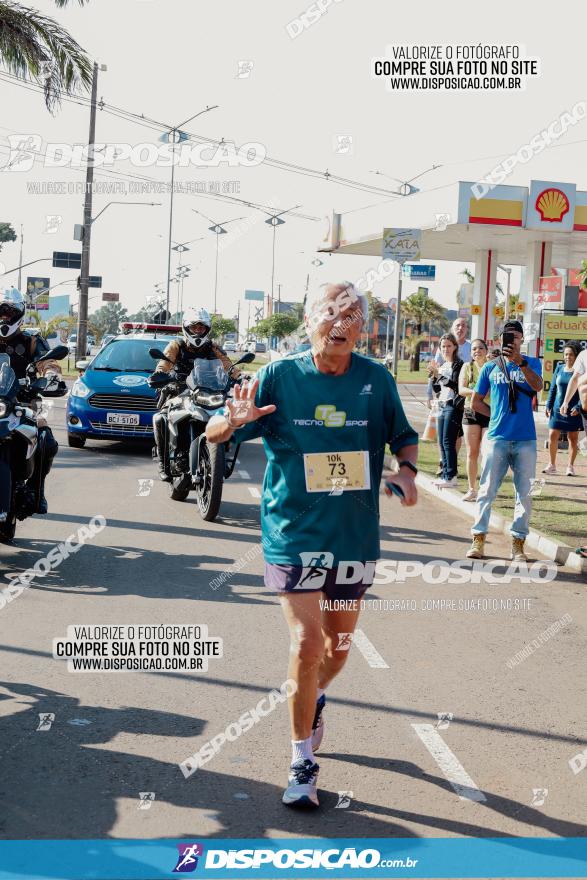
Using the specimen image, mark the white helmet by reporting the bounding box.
[182,307,211,348]
[0,288,25,339]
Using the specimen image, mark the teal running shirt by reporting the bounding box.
[233,351,418,565]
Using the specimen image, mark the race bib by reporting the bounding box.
[303,451,370,493]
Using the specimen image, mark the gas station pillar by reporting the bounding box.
[471,249,497,344]
[522,240,552,357]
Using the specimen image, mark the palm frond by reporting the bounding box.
[0,0,92,111]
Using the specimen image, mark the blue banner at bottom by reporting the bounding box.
[0,838,585,879]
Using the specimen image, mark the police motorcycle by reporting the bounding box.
[148,349,254,521]
[0,345,68,541]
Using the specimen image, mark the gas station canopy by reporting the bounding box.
[319,180,587,347]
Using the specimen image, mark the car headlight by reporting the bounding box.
[71,379,91,398]
[0,400,7,417]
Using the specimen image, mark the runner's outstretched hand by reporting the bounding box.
[226,377,276,427]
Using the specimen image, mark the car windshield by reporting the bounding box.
[0,353,17,397]
[90,337,177,372]
[189,358,228,391]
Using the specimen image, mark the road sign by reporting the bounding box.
[402,264,436,280]
[88,276,102,289]
[245,290,264,301]
[382,228,421,264]
[102,292,119,302]
[52,251,81,269]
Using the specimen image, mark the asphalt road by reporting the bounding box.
[0,396,586,847]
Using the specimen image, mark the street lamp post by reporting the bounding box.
[163,106,219,322]
[192,210,245,313]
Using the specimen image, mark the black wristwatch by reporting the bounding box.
[399,461,418,476]
[519,359,528,368]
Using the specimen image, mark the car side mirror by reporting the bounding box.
[75,359,90,373]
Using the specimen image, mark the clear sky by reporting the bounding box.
[1,0,585,327]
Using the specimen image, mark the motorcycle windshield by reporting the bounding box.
[188,358,228,391]
[0,354,17,397]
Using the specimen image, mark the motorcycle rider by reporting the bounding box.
[150,308,240,481]
[0,288,58,514]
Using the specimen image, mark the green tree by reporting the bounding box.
[402,289,447,371]
[89,303,128,339]
[210,316,236,341]
[127,306,152,323]
[0,222,17,252]
[365,291,387,322]
[0,0,92,112]
[252,313,301,341]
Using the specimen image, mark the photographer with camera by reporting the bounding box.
[466,320,542,562]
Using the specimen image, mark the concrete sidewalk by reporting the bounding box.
[385,453,587,575]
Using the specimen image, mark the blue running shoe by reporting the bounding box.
[282,759,320,808]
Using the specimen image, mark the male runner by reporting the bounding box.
[206,281,418,808]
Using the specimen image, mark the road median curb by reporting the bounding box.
[384,455,587,575]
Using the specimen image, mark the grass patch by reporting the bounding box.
[414,439,587,548]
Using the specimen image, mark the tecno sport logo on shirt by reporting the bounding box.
[293,404,367,427]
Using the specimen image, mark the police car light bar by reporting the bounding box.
[121,322,182,334]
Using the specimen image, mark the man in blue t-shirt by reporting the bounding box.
[206,281,418,810]
[466,320,543,562]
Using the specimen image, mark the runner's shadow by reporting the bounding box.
[328,753,587,838]
[0,681,420,847]
[0,541,274,605]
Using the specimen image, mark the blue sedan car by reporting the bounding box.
[66,325,180,447]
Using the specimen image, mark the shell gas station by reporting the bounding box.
[319,179,587,393]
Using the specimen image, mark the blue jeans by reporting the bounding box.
[437,403,461,480]
[472,439,537,539]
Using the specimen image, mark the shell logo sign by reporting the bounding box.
[535,188,570,223]
[527,179,576,231]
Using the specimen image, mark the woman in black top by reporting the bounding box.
[429,333,464,488]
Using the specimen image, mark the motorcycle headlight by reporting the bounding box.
[71,379,91,398]
[196,392,224,408]
[0,400,7,417]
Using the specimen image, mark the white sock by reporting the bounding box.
[317,688,325,701]
[291,736,314,764]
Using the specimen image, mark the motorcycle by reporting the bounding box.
[149,349,255,521]
[0,345,69,541]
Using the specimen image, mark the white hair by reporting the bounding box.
[304,281,369,324]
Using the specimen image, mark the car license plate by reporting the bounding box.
[106,412,140,426]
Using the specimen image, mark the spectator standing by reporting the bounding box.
[458,339,490,501]
[430,333,464,488]
[466,321,543,562]
[543,342,583,476]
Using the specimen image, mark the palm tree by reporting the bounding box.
[0,0,92,111]
[402,289,447,371]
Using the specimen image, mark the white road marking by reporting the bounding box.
[352,629,389,669]
[412,723,487,802]
[248,487,261,499]
[238,470,251,480]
